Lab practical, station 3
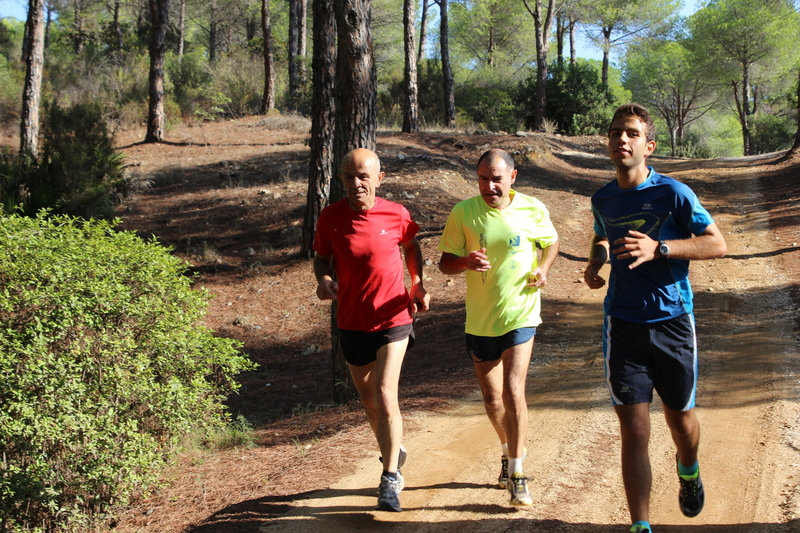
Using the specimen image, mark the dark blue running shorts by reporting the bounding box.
[339,323,415,367]
[466,327,536,363]
[603,313,697,411]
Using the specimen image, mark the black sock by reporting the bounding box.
[383,471,397,481]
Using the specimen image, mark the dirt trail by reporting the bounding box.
[263,158,800,532]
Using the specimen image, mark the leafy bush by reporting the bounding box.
[455,83,521,133]
[167,51,266,120]
[517,61,615,135]
[0,100,127,219]
[416,59,445,127]
[0,54,23,124]
[166,51,215,118]
[0,213,253,532]
[750,113,796,154]
[673,131,713,159]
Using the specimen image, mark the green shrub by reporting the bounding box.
[456,83,521,133]
[517,61,615,135]
[0,100,127,219]
[0,213,253,532]
[750,113,795,154]
[0,54,23,124]
[166,51,215,118]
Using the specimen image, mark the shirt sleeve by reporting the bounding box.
[399,205,420,243]
[438,203,466,256]
[591,203,607,238]
[532,200,559,247]
[313,207,333,256]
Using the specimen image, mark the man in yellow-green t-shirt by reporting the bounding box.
[438,148,559,507]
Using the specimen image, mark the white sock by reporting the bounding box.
[501,443,509,457]
[509,457,524,476]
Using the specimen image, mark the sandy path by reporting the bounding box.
[263,159,800,533]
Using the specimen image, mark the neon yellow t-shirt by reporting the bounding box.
[439,190,558,336]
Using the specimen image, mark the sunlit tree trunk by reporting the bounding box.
[302,0,335,258]
[402,0,419,133]
[333,0,376,175]
[523,0,556,131]
[417,0,428,64]
[298,0,307,83]
[568,17,576,64]
[793,69,800,153]
[20,0,45,157]
[288,0,300,108]
[260,0,275,113]
[438,0,455,128]
[601,25,611,86]
[145,0,169,143]
[177,0,185,57]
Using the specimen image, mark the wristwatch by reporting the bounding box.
[658,240,670,258]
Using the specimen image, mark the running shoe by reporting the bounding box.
[629,524,651,533]
[376,474,403,512]
[507,473,533,506]
[498,447,527,489]
[498,455,509,488]
[676,453,705,517]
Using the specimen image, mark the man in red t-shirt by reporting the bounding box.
[313,148,430,512]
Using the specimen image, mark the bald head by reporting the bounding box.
[339,148,385,211]
[341,148,381,175]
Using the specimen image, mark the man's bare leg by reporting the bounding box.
[615,402,652,525]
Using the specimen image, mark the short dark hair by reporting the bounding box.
[477,148,516,171]
[609,103,656,142]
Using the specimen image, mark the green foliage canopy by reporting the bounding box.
[0,213,253,531]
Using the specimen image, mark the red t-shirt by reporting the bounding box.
[314,197,420,332]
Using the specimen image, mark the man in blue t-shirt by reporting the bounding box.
[583,104,727,533]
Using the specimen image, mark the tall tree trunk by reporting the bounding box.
[555,12,565,68]
[438,0,455,128]
[732,79,751,156]
[73,1,84,53]
[330,0,376,405]
[44,2,52,49]
[601,25,611,87]
[20,0,45,157]
[177,0,185,57]
[145,0,169,143]
[417,0,428,64]
[298,0,307,83]
[402,0,419,133]
[524,0,555,131]
[288,0,300,107]
[568,17,576,65]
[113,0,124,51]
[793,68,800,153]
[260,0,275,113]
[209,1,217,63]
[333,0,376,173]
[302,0,336,258]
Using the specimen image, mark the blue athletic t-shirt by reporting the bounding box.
[591,168,714,324]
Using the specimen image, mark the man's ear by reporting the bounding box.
[375,171,385,187]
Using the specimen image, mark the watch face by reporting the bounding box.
[659,242,669,256]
